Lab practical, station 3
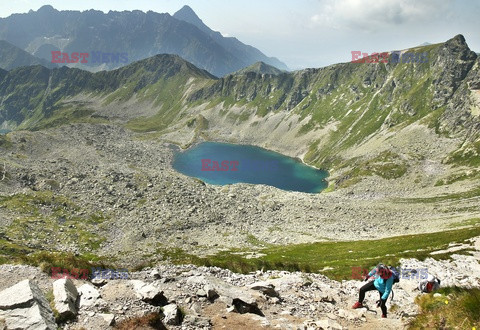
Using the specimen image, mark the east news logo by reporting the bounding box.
[51,51,128,64]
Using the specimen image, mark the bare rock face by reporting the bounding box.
[53,278,79,319]
[0,279,56,330]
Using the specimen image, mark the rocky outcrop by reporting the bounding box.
[0,280,56,330]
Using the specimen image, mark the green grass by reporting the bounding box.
[0,191,108,252]
[447,218,480,228]
[402,186,480,203]
[156,224,480,280]
[0,240,111,277]
[336,151,408,188]
[445,139,480,167]
[29,104,108,131]
[434,170,480,186]
[0,135,13,149]
[409,287,480,329]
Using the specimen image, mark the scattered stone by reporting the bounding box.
[303,319,343,330]
[190,302,202,315]
[183,315,211,328]
[151,269,161,279]
[196,288,207,297]
[0,279,56,330]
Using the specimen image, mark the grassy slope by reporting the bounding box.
[409,287,480,329]
[157,221,480,281]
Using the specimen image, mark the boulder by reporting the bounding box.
[91,278,108,287]
[0,279,57,330]
[131,280,168,306]
[248,281,279,297]
[53,278,79,319]
[78,283,100,308]
[187,276,263,315]
[162,304,182,325]
[204,285,219,301]
[232,298,264,316]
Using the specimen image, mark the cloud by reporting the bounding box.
[311,0,453,32]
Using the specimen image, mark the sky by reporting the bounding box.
[1,0,479,70]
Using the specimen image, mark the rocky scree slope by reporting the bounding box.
[0,241,479,330]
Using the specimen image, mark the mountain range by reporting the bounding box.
[1,34,479,181]
[0,5,288,77]
[0,40,56,70]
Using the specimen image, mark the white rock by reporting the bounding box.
[78,283,100,308]
[163,303,181,325]
[130,280,168,305]
[0,279,57,330]
[150,269,161,279]
[99,313,115,326]
[53,278,79,318]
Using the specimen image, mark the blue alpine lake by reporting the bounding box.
[0,129,11,135]
[172,142,328,193]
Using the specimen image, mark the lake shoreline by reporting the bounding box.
[171,141,329,193]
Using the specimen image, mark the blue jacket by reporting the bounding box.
[368,268,394,300]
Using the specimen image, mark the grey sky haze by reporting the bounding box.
[1,0,478,69]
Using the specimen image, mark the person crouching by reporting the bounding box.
[352,263,393,318]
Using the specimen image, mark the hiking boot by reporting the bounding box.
[352,301,363,309]
[382,314,387,318]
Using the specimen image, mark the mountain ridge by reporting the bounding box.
[233,61,286,75]
[0,35,478,175]
[0,40,56,70]
[173,5,289,73]
[0,5,288,76]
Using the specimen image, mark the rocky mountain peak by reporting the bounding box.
[36,5,57,14]
[173,5,204,27]
[444,34,477,60]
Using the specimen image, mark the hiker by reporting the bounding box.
[352,263,394,318]
[418,274,441,293]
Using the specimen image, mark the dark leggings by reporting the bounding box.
[359,281,387,316]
